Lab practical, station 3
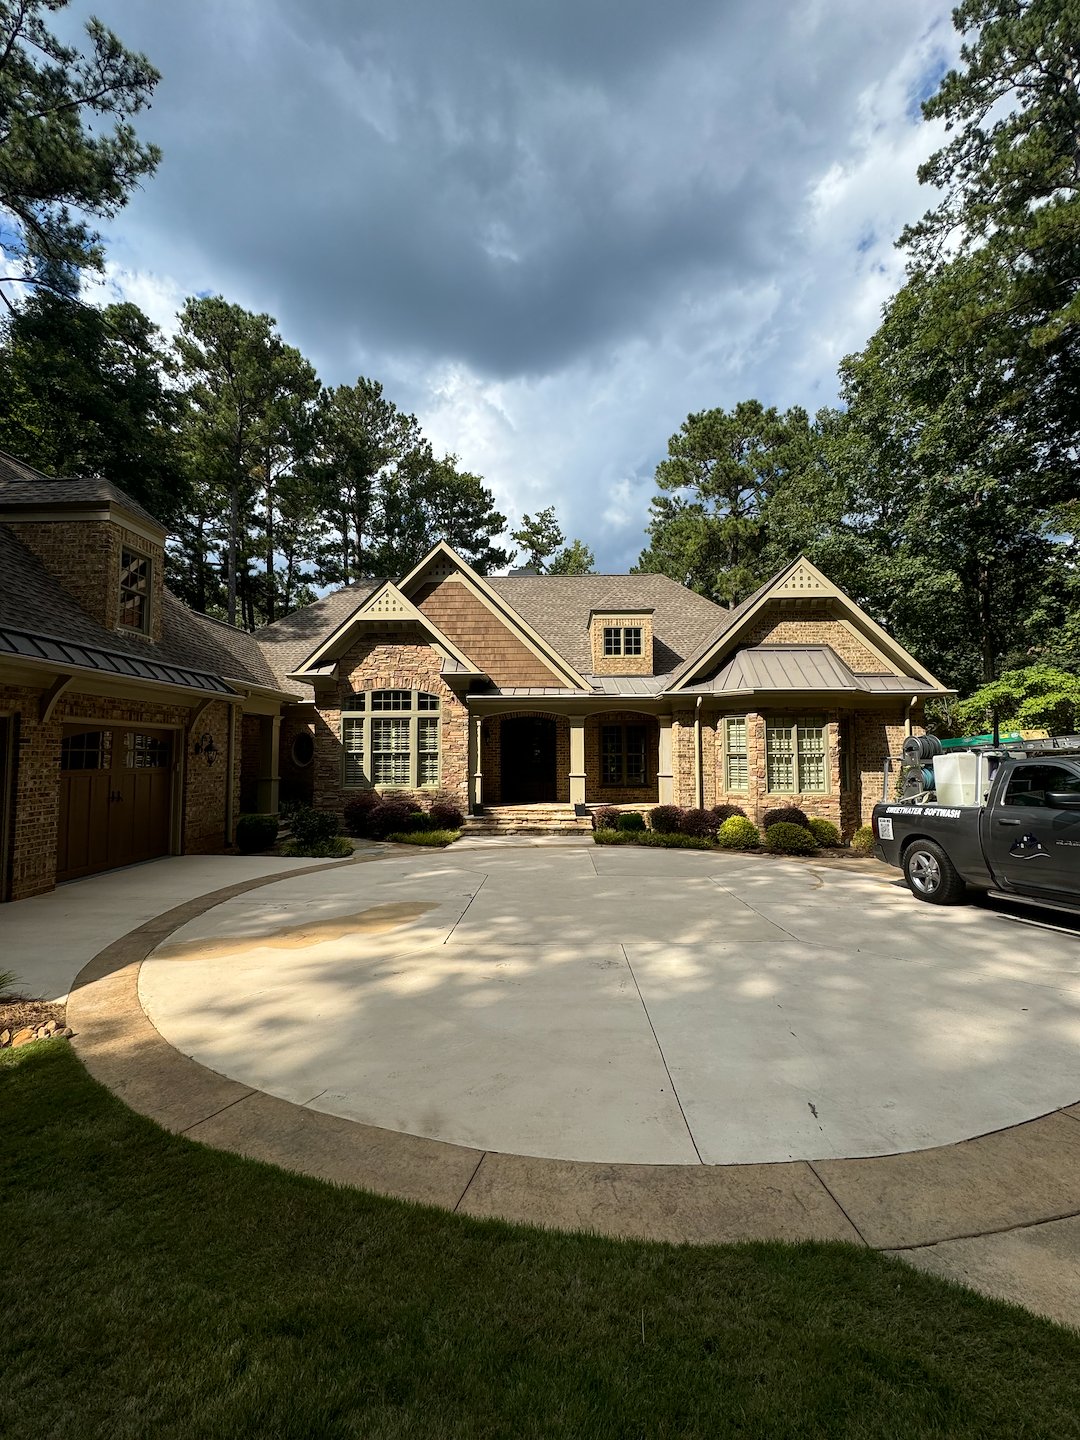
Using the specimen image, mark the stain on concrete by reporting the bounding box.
[152,901,439,960]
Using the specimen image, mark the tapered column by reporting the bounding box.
[657,713,674,805]
[569,714,586,809]
[471,714,484,812]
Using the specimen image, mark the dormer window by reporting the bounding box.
[119,548,151,632]
[603,626,642,657]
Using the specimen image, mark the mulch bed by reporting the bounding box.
[0,996,67,1046]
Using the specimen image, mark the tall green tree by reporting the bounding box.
[419,454,511,575]
[637,401,816,604]
[0,0,160,299]
[0,289,187,523]
[547,538,596,575]
[510,506,564,571]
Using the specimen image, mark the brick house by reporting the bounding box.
[0,451,948,902]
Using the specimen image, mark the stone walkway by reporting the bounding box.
[36,845,1080,1328]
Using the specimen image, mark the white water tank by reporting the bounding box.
[932,752,981,807]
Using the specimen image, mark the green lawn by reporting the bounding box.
[4,1042,1080,1439]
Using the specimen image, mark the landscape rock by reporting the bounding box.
[0,1030,9,1047]
[11,1027,36,1047]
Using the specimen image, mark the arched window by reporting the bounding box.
[341,689,440,789]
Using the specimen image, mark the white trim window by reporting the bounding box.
[723,716,748,792]
[766,715,828,793]
[341,689,441,789]
[119,547,151,632]
[603,625,642,657]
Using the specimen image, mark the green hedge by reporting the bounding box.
[279,836,354,859]
[765,822,819,856]
[235,813,279,854]
[593,829,714,850]
[807,817,842,847]
[715,815,760,850]
[851,824,876,854]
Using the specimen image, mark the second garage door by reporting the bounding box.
[58,725,174,882]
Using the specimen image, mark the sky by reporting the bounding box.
[60,0,959,571]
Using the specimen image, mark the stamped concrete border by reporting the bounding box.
[66,856,1080,1257]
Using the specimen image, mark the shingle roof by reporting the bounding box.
[254,582,380,694]
[0,450,165,533]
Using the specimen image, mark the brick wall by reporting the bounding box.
[744,604,889,674]
[312,629,469,816]
[585,711,659,804]
[182,699,238,853]
[10,519,165,641]
[0,682,60,900]
[589,614,654,677]
[853,707,918,826]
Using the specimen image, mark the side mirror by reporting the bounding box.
[1047,792,1080,811]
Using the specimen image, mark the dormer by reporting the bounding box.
[0,457,166,643]
[589,608,654,676]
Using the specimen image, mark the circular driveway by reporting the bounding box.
[139,843,1080,1166]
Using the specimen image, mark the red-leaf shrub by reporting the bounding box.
[762,805,810,831]
[711,803,746,824]
[678,807,717,838]
[429,798,464,829]
[343,791,380,836]
[367,800,414,839]
[592,805,620,830]
[649,805,683,834]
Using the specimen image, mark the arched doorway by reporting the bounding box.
[500,716,557,803]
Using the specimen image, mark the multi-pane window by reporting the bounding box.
[603,626,642,657]
[341,689,440,788]
[723,716,748,792]
[119,548,151,631]
[61,730,111,771]
[124,732,170,769]
[765,716,828,793]
[601,725,647,786]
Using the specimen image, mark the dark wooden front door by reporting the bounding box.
[58,726,173,882]
[500,716,557,803]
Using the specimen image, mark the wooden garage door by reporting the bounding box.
[58,726,174,882]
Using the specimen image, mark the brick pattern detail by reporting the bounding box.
[743,603,890,674]
[414,576,563,686]
[590,613,654,677]
[480,712,571,805]
[585,710,659,804]
[312,629,469,817]
[10,519,165,641]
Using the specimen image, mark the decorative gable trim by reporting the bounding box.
[398,541,589,690]
[665,556,949,692]
[289,580,483,678]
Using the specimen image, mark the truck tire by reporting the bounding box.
[903,839,966,905]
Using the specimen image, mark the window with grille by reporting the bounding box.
[603,626,642,657]
[119,548,151,632]
[765,716,828,793]
[341,690,441,788]
[124,732,170,769]
[724,716,748,791]
[601,724,647,786]
[61,731,111,771]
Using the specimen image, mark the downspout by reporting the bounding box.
[905,695,918,737]
[694,695,703,810]
[225,701,237,847]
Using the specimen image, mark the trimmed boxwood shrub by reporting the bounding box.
[235,813,279,854]
[710,803,746,825]
[765,821,819,856]
[617,811,646,832]
[288,806,340,847]
[808,817,842,847]
[592,805,620,831]
[762,805,811,831]
[851,823,876,855]
[429,797,465,829]
[280,835,354,859]
[593,829,713,850]
[366,800,414,840]
[400,809,435,832]
[648,804,683,834]
[716,815,759,850]
[678,807,717,838]
[343,791,380,836]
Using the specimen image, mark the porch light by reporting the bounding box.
[193,732,218,766]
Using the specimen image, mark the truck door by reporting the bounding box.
[989,762,1080,898]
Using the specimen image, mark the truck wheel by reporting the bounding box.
[903,840,966,905]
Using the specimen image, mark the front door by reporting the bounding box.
[989,761,1080,898]
[500,717,557,803]
[58,725,174,881]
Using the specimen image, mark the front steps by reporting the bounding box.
[463,804,594,837]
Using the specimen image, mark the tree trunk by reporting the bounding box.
[227,482,239,627]
[264,457,276,624]
[978,566,996,682]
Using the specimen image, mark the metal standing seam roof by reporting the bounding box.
[695,646,937,695]
[0,625,234,694]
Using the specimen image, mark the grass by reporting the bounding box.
[4,1043,1080,1439]
[386,828,461,846]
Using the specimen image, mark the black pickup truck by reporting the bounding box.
[872,748,1080,910]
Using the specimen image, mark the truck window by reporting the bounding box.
[1002,764,1080,808]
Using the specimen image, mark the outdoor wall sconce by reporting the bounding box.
[193,732,218,766]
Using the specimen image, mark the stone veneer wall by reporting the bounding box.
[312,630,469,816]
[584,711,659,805]
[480,712,571,805]
[0,683,239,900]
[9,519,166,642]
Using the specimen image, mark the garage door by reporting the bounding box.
[58,725,174,882]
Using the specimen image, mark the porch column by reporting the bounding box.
[255,713,281,814]
[471,714,484,812]
[569,714,586,811]
[657,714,674,805]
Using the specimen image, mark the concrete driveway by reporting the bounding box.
[133,841,1080,1167]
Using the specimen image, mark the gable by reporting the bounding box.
[288,580,481,679]
[413,577,565,687]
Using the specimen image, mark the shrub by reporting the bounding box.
[648,804,683,834]
[387,829,460,847]
[711,803,746,825]
[592,829,713,850]
[288,806,341,847]
[716,815,760,850]
[366,800,414,840]
[235,813,279,854]
[617,811,646,832]
[851,824,876,855]
[762,806,811,831]
[765,821,819,856]
[401,809,435,832]
[279,836,354,859]
[428,797,465,829]
[592,805,620,830]
[679,807,717,838]
[808,817,842,847]
[342,791,380,837]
